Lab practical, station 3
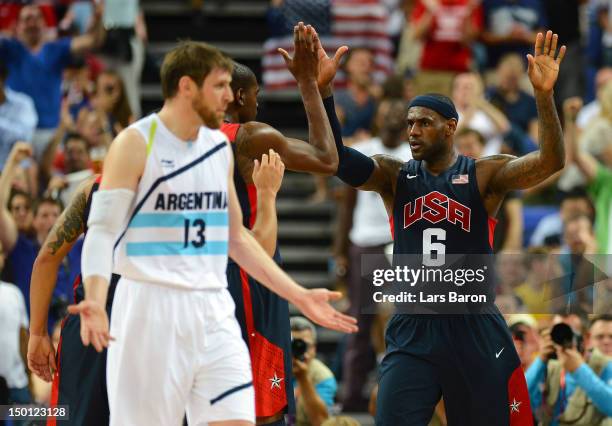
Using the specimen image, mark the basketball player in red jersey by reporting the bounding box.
[221,23,347,425]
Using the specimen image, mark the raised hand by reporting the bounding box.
[67,300,113,352]
[312,28,349,91]
[252,149,285,196]
[278,22,320,85]
[526,31,566,93]
[294,288,358,333]
[7,142,33,168]
[27,334,56,382]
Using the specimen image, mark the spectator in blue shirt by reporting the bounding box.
[291,316,338,426]
[481,0,547,68]
[0,143,79,332]
[487,53,538,136]
[0,59,37,170]
[0,4,104,157]
[335,48,379,140]
[526,316,612,425]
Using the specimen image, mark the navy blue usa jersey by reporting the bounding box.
[392,155,496,256]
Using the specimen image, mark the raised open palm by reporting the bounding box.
[295,288,358,333]
[527,31,566,92]
[314,33,349,90]
[278,22,319,85]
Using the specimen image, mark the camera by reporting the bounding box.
[291,338,308,362]
[548,323,584,360]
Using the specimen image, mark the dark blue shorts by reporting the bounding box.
[48,276,118,426]
[226,262,295,417]
[376,312,533,426]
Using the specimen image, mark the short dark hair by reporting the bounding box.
[160,41,233,99]
[561,187,589,202]
[230,61,257,92]
[33,197,63,217]
[590,314,612,329]
[64,131,88,146]
[8,189,31,211]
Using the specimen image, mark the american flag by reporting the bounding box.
[451,174,469,184]
[262,0,394,90]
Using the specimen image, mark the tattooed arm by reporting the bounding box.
[27,176,95,381]
[484,31,566,194]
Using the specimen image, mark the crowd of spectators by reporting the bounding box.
[0,0,146,412]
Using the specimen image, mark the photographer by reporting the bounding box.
[290,316,337,426]
[525,316,612,425]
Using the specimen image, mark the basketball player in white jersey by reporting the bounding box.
[68,25,357,426]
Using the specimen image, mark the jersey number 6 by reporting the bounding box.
[423,228,446,267]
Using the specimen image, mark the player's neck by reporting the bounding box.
[225,109,240,124]
[158,102,202,142]
[422,150,458,176]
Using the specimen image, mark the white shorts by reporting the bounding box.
[107,277,254,426]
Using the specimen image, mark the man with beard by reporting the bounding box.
[27,151,285,425]
[68,33,356,425]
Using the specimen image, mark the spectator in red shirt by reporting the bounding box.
[410,0,484,96]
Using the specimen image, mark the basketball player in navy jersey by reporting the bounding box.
[220,27,344,425]
[317,30,566,425]
[26,174,118,426]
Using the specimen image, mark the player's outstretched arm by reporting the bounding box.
[28,176,96,381]
[227,155,357,334]
[68,129,145,352]
[251,149,285,256]
[236,121,336,174]
[485,31,566,193]
[238,24,337,174]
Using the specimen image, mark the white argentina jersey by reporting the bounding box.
[114,114,232,290]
